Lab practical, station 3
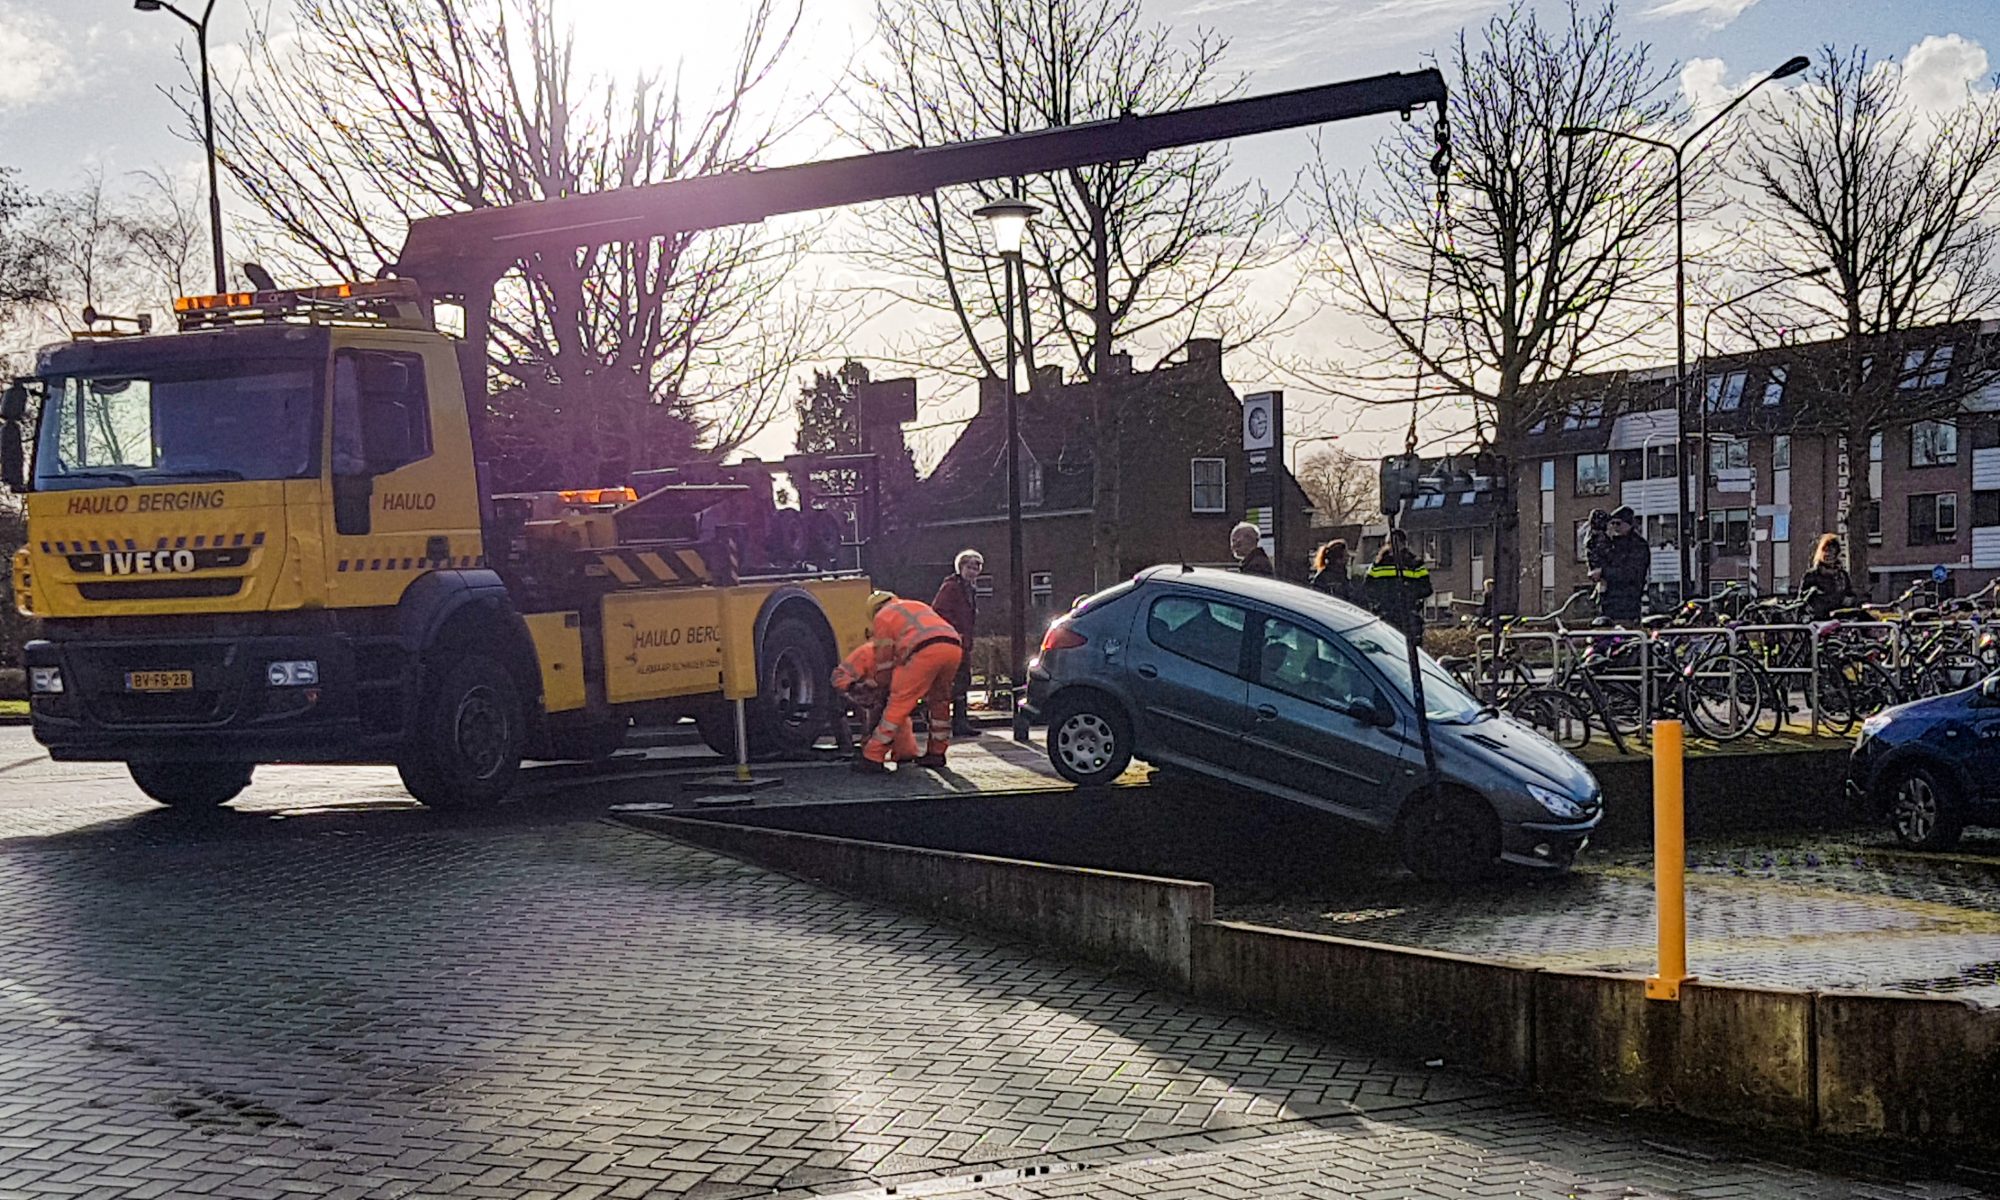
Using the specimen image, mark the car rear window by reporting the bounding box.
[1147,595,1246,674]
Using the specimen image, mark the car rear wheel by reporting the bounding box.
[1045,693,1131,788]
[128,761,254,808]
[1398,787,1500,883]
[1887,763,1964,851]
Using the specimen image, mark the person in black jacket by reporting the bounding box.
[1231,521,1274,576]
[1362,530,1432,644]
[1308,539,1358,603]
[931,548,983,736]
[1597,506,1651,624]
[1798,533,1861,620]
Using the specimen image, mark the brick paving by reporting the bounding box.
[0,758,1984,1197]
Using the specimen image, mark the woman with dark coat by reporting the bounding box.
[1308,539,1358,603]
[931,548,982,737]
[1799,533,1860,621]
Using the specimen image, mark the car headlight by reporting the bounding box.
[29,666,62,695]
[1528,782,1587,820]
[1859,711,1892,740]
[266,660,319,687]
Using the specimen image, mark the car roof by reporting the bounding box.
[1131,565,1378,633]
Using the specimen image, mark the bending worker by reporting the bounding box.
[851,590,963,773]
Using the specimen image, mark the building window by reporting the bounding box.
[1709,508,1751,556]
[1870,431,1883,465]
[1704,370,1747,413]
[1023,459,1044,507]
[1030,571,1053,607]
[1575,519,1594,563]
[1910,420,1959,468]
[1762,366,1787,407]
[974,573,995,597]
[1425,532,1454,569]
[1190,457,1226,513]
[1708,438,1749,474]
[1973,417,2000,451]
[1974,491,2000,528]
[1644,514,1679,548]
[1539,522,1555,554]
[1561,397,1604,430]
[1908,492,1959,545]
[1867,500,1882,546]
[1540,460,1555,491]
[1574,452,1610,496]
[1772,434,1791,472]
[1901,345,1955,389]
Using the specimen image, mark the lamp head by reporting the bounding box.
[1555,125,1593,139]
[1771,56,1810,80]
[134,1,165,10]
[973,198,1042,257]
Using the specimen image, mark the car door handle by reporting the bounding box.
[1136,664,1159,679]
[1256,704,1278,721]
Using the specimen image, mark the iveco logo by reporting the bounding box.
[106,550,198,576]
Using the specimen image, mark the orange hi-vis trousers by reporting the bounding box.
[864,640,964,764]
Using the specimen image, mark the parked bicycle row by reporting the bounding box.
[1437,579,2000,752]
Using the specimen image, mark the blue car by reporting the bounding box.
[1025,567,1602,881]
[1848,676,2000,849]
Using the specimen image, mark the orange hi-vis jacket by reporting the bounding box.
[870,599,962,667]
[832,642,888,695]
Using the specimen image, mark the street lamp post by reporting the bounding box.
[1694,265,1832,592]
[135,0,226,294]
[1560,53,1808,603]
[974,197,1042,742]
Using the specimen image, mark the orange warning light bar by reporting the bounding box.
[172,278,423,314]
[557,487,639,506]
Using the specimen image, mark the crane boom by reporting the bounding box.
[394,69,1447,293]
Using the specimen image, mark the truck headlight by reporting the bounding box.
[266,660,319,687]
[29,667,62,695]
[1528,782,1586,820]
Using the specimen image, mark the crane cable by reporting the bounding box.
[1392,101,1453,858]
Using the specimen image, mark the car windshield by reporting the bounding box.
[1345,618,1485,723]
[34,361,321,489]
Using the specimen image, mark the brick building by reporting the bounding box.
[875,341,1315,640]
[1495,320,2000,613]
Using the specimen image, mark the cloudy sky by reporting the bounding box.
[2,0,1995,458]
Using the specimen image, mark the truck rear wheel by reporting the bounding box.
[128,761,254,808]
[398,654,524,809]
[746,617,834,759]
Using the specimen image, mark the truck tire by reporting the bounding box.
[128,761,254,808]
[747,617,834,759]
[398,654,524,809]
[693,704,739,759]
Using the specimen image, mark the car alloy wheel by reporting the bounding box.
[1892,774,1939,845]
[1055,712,1116,776]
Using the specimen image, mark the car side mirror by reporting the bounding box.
[1348,696,1394,728]
[0,422,24,492]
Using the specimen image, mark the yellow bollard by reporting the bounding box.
[1646,719,1693,1000]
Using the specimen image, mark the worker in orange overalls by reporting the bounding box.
[831,638,888,746]
[853,590,963,773]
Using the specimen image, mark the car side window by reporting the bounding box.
[1257,616,1375,713]
[1147,595,1247,675]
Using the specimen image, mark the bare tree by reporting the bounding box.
[1298,0,1679,611]
[202,0,824,489]
[854,0,1287,587]
[1736,46,2000,590]
[1295,446,1380,529]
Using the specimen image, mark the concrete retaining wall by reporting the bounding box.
[647,815,1212,988]
[634,813,2000,1151]
[1191,921,1536,1080]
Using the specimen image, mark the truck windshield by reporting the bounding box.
[34,362,321,490]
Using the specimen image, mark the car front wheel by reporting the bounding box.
[1399,787,1501,883]
[1887,763,1964,851]
[1045,693,1132,787]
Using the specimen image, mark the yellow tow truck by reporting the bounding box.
[0,68,1446,809]
[3,281,871,807]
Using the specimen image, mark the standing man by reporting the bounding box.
[1362,528,1432,644]
[1598,506,1651,625]
[1231,521,1273,576]
[854,590,964,774]
[932,549,983,738]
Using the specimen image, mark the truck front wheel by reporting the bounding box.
[128,761,254,808]
[399,654,524,810]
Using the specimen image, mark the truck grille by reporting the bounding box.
[71,644,236,727]
[77,578,244,601]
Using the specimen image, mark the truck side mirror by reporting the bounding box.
[1,422,27,492]
[1,381,27,423]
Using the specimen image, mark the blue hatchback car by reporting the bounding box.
[1848,675,2000,849]
[1025,567,1602,881]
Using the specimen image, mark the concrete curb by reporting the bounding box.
[627,812,2000,1153]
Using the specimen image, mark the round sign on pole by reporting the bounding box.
[1933,564,1950,583]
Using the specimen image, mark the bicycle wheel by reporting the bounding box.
[1679,651,1765,742]
[1506,686,1593,750]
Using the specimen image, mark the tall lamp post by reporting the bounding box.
[1694,265,1832,592]
[1560,53,1808,603]
[135,0,226,294]
[974,197,1042,742]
